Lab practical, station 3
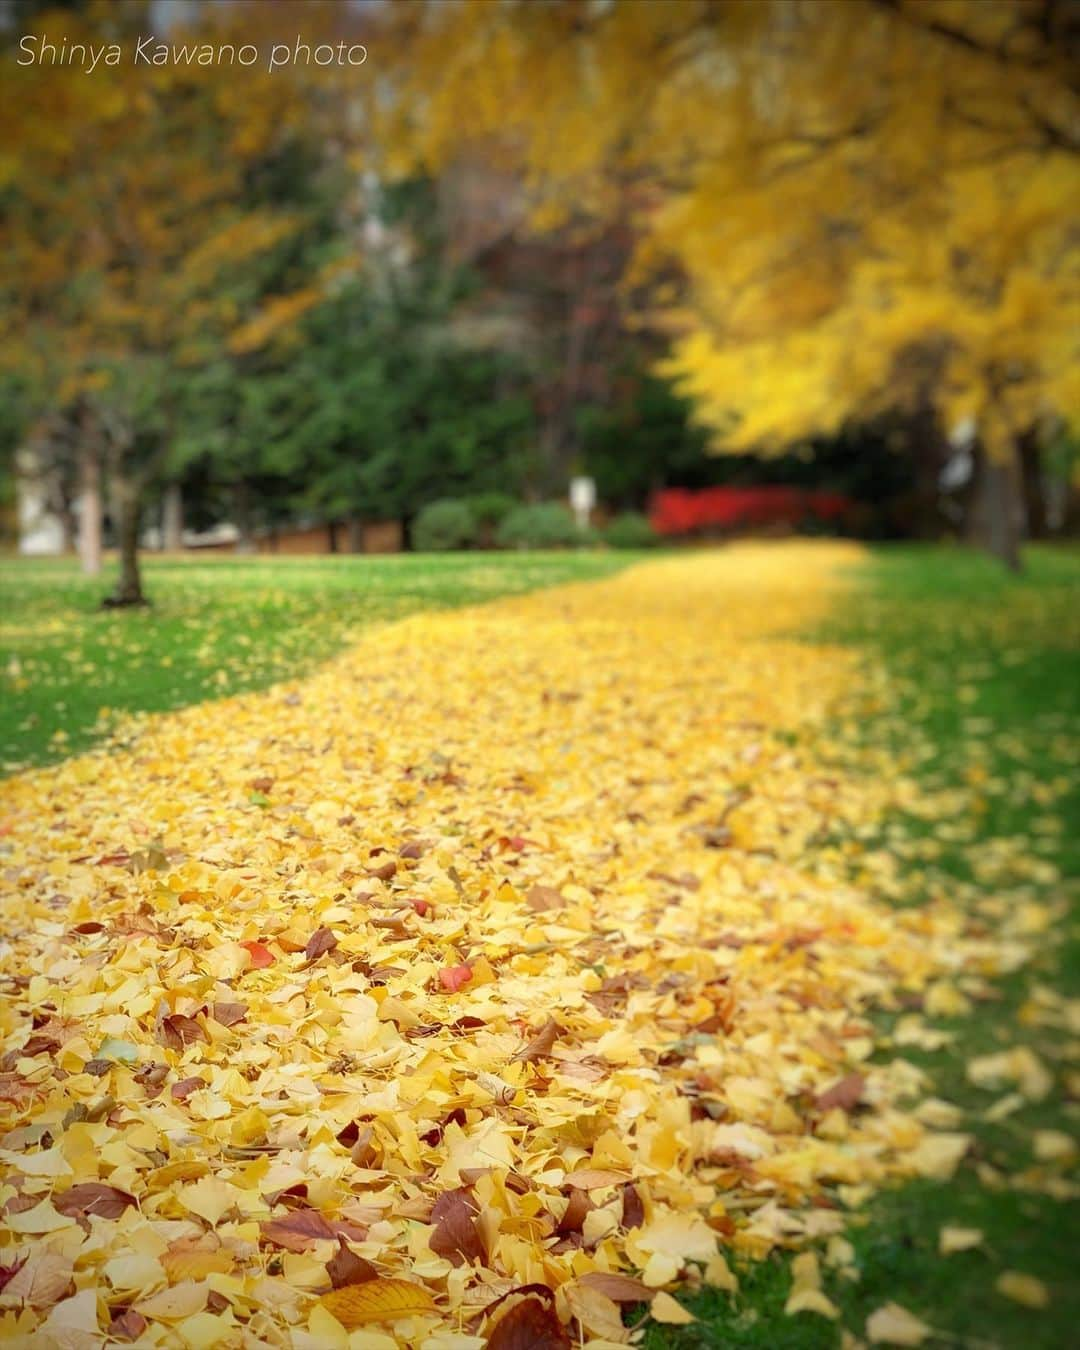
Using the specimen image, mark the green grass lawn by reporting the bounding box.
[0,550,636,774]
[649,544,1080,1349]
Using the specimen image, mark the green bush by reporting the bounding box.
[466,492,518,529]
[496,503,589,550]
[411,499,477,551]
[604,511,658,549]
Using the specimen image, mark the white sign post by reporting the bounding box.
[570,476,596,531]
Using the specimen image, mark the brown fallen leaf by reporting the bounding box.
[486,1293,571,1349]
[815,1072,866,1112]
[367,860,397,882]
[429,1187,486,1267]
[261,1208,366,1252]
[319,1277,435,1326]
[305,926,339,961]
[327,1236,379,1289]
[555,1189,591,1235]
[563,1168,630,1190]
[171,1076,204,1102]
[525,885,565,912]
[159,1013,208,1051]
[511,1017,560,1064]
[53,1182,136,1220]
[621,1182,645,1229]
[577,1271,651,1303]
[108,1309,148,1341]
[210,1002,248,1028]
[2,1248,73,1309]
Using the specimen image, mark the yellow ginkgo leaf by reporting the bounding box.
[650,1291,696,1325]
[865,1302,933,1345]
[995,1271,1050,1309]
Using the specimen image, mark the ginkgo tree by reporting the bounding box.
[379,0,1079,563]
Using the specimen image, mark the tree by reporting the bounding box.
[0,3,363,600]
[377,0,1080,562]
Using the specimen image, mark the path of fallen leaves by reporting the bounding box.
[0,545,1055,1348]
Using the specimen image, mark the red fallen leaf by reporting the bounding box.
[327,1236,379,1289]
[171,1076,204,1102]
[211,1002,248,1028]
[367,860,397,881]
[525,885,565,913]
[486,1294,571,1349]
[109,1309,148,1341]
[0,1255,27,1292]
[511,1017,560,1064]
[305,927,339,961]
[71,921,106,935]
[429,1188,485,1267]
[439,964,472,993]
[410,899,430,917]
[620,1182,644,1229]
[159,1013,208,1052]
[54,1183,135,1220]
[240,941,275,968]
[815,1071,865,1112]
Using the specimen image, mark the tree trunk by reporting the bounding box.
[1015,428,1047,540]
[162,482,184,552]
[78,442,103,576]
[103,474,147,607]
[968,445,1022,571]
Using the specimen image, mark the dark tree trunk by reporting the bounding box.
[103,474,148,607]
[967,444,1022,571]
[1015,428,1048,540]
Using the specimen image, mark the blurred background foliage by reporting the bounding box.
[0,0,1077,598]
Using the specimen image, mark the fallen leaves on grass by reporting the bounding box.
[0,545,1064,1346]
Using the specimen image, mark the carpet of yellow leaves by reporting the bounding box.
[0,545,1050,1347]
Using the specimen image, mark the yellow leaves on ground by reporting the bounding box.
[0,544,1058,1345]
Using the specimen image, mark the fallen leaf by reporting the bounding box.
[815,1072,865,1112]
[939,1225,983,1255]
[327,1237,379,1289]
[319,1277,436,1326]
[995,1271,1050,1308]
[439,964,473,992]
[210,1001,248,1027]
[486,1293,571,1349]
[1,1248,73,1309]
[865,1302,933,1345]
[429,1188,486,1266]
[53,1183,135,1220]
[239,940,275,968]
[305,926,339,961]
[577,1272,651,1303]
[650,1291,696,1325]
[108,1309,148,1341]
[511,1017,560,1063]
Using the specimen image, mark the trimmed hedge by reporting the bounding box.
[411,499,477,551]
[496,503,587,550]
